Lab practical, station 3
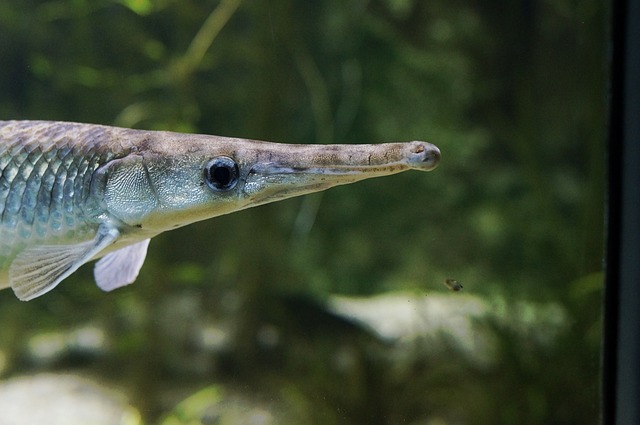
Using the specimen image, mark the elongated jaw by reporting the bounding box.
[239,140,441,206]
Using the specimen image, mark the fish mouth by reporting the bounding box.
[242,164,346,204]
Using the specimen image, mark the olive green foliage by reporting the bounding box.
[0,0,605,424]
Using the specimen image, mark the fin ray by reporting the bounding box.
[9,225,120,301]
[94,239,150,291]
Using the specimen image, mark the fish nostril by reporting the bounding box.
[412,144,426,154]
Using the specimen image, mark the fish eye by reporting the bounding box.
[204,156,239,191]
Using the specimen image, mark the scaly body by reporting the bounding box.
[0,120,440,301]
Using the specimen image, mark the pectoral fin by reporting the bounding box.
[9,225,120,301]
[94,239,150,292]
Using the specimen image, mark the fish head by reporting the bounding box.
[93,133,440,234]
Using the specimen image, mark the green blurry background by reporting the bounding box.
[0,0,605,424]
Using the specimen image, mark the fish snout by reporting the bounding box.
[406,141,441,171]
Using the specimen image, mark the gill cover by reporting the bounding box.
[94,154,158,227]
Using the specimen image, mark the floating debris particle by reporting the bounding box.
[444,279,463,292]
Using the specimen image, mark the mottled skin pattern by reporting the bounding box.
[0,120,440,299]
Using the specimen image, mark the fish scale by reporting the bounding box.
[0,122,122,275]
[0,120,440,300]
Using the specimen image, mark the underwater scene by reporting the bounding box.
[0,1,605,424]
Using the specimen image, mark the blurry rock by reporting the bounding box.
[26,325,107,367]
[328,292,567,367]
[0,373,140,425]
[329,292,488,345]
[160,386,283,425]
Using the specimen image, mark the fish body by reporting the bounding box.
[0,120,440,301]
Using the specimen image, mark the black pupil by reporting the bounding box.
[205,157,238,190]
[213,166,231,186]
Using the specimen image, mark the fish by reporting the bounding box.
[0,120,440,301]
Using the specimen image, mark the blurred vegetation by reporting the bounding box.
[0,0,605,424]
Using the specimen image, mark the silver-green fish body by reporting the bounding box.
[0,120,440,301]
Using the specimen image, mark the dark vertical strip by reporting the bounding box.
[603,0,640,423]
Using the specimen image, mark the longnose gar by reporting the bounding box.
[0,120,440,301]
